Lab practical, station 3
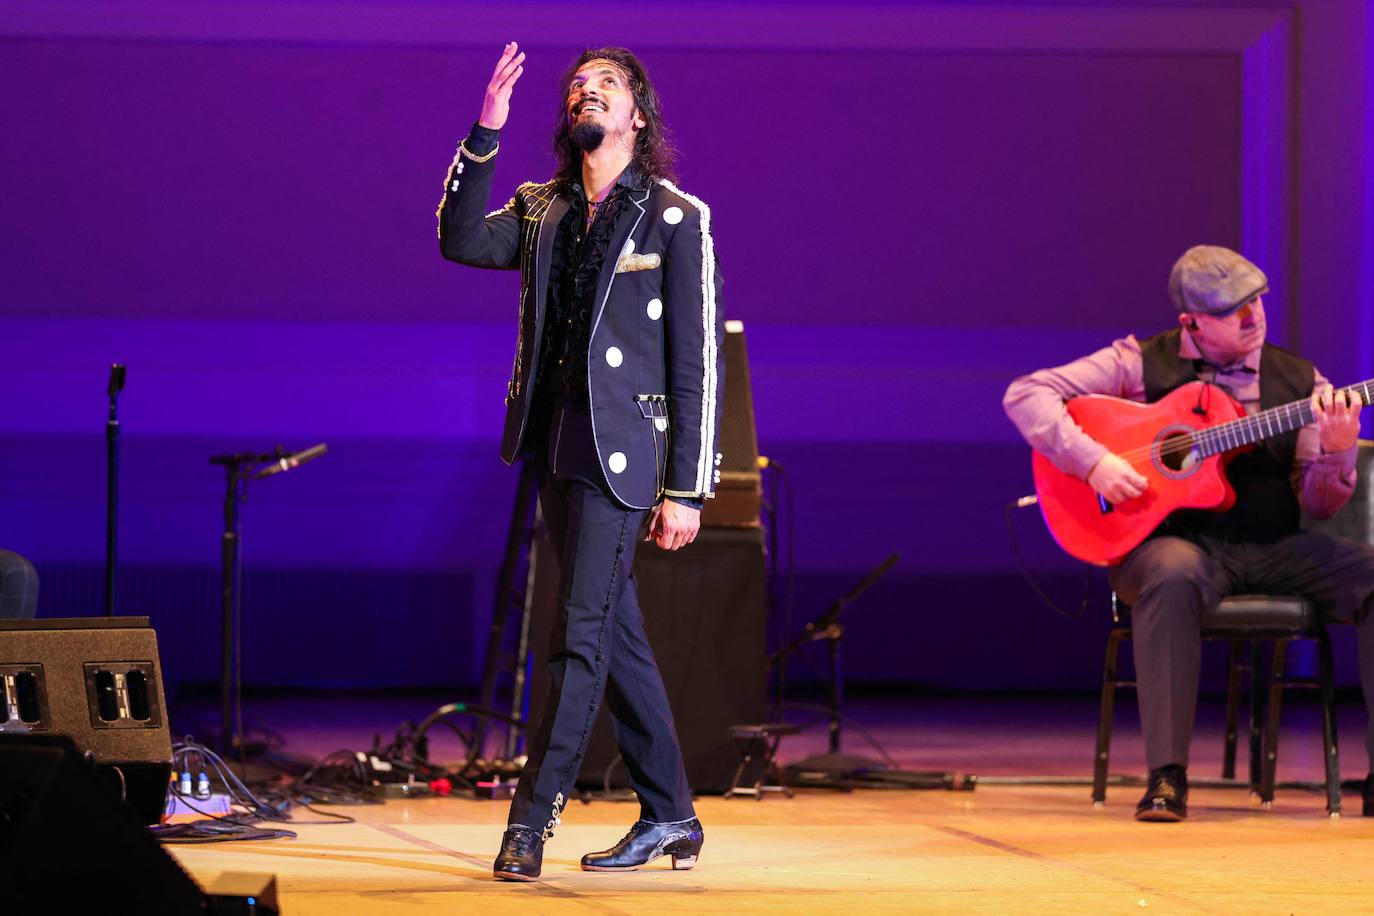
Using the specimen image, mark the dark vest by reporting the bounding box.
[1139,328,1315,544]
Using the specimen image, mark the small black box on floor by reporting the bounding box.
[0,616,173,824]
[526,526,768,794]
[203,872,280,914]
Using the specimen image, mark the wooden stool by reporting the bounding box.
[724,723,800,799]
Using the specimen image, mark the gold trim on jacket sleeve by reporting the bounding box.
[459,139,499,163]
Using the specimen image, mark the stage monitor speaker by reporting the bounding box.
[525,525,767,794]
[0,733,206,910]
[701,320,762,528]
[0,734,279,913]
[0,617,173,825]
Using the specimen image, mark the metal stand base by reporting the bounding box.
[784,752,974,791]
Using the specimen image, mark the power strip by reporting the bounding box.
[165,792,234,823]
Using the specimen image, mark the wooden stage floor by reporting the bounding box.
[166,695,1374,913]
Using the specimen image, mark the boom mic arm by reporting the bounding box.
[251,442,328,479]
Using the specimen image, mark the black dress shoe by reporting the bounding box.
[1363,774,1374,817]
[1135,765,1188,822]
[581,818,704,872]
[493,825,544,881]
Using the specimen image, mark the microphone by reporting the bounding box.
[108,364,127,397]
[252,443,328,479]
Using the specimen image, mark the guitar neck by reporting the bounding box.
[1194,378,1374,458]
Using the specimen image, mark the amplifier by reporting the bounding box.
[0,617,173,825]
[701,320,762,528]
[525,525,767,794]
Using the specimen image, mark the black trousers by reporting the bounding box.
[1110,531,1374,772]
[507,400,694,838]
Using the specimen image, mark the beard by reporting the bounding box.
[569,118,606,152]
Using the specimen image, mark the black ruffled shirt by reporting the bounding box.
[465,124,645,406]
[537,176,635,404]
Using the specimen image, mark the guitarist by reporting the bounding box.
[1004,245,1373,822]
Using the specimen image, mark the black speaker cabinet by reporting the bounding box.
[526,526,767,794]
[0,617,172,825]
[0,734,280,912]
[0,734,206,910]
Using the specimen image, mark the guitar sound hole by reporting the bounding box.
[1155,430,1200,476]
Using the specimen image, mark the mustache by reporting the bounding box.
[572,97,605,115]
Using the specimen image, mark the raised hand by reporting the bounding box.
[479,42,526,130]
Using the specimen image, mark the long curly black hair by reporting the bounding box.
[553,47,676,186]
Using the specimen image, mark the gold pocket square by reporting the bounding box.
[615,252,662,273]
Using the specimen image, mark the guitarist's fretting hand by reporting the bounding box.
[1087,453,1149,505]
[1312,384,1365,454]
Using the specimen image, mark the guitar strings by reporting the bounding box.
[1088,381,1372,468]
[1107,407,1308,464]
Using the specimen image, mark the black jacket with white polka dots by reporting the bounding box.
[437,136,725,510]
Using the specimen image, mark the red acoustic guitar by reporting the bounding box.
[1032,379,1374,566]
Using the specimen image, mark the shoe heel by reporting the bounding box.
[667,837,702,870]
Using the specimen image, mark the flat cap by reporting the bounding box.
[1168,245,1268,316]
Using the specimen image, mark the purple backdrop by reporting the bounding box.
[2,1,1371,695]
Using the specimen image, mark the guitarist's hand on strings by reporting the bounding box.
[1312,384,1365,454]
[1087,453,1149,505]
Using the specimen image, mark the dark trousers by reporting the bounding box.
[1110,531,1374,772]
[507,401,694,838]
[0,550,39,619]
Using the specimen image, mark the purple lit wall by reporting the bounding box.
[2,1,1372,694]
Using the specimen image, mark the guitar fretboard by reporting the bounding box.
[1192,379,1374,458]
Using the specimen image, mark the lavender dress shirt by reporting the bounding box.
[1003,330,1357,520]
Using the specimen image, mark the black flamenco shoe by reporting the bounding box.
[493,824,544,881]
[1135,764,1188,822]
[580,818,704,872]
[1363,774,1374,817]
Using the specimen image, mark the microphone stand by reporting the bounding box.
[105,365,126,616]
[208,443,328,760]
[772,553,973,791]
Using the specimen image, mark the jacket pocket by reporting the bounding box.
[635,395,670,491]
[634,393,669,420]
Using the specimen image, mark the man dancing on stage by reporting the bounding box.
[1004,245,1374,822]
[437,44,723,878]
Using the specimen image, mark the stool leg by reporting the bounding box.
[767,735,794,799]
[725,739,754,799]
[1260,639,1289,806]
[1248,641,1263,790]
[758,736,769,796]
[1223,638,1244,780]
[1093,629,1124,804]
[1317,629,1342,816]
